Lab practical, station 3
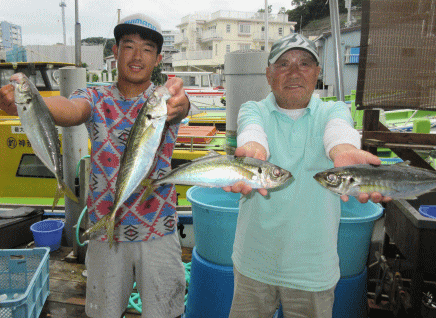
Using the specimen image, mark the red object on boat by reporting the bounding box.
[177,126,217,144]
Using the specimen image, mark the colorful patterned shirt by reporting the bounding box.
[70,83,179,242]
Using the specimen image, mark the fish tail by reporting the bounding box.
[52,186,62,213]
[59,180,80,203]
[105,214,117,248]
[83,214,109,236]
[139,179,157,205]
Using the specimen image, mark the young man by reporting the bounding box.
[223,34,391,318]
[0,13,189,318]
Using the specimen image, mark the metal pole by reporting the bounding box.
[60,1,67,45]
[329,0,345,101]
[59,67,88,247]
[264,0,269,51]
[75,0,81,67]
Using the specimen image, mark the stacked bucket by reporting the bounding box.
[185,187,240,318]
[186,187,383,318]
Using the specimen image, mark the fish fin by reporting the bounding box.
[60,180,80,203]
[402,196,419,200]
[394,160,411,167]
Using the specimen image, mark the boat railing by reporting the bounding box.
[175,134,226,152]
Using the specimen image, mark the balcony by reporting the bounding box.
[252,32,280,42]
[200,30,223,42]
[173,50,213,61]
[174,34,190,45]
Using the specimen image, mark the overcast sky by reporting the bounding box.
[2,0,293,46]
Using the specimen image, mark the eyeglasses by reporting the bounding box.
[272,58,318,72]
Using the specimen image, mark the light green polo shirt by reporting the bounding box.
[232,93,354,291]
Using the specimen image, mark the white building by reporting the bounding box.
[25,44,105,70]
[172,10,296,72]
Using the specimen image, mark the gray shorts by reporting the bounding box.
[229,267,336,318]
[85,233,185,318]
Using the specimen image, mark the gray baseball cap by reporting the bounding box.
[114,13,163,53]
[268,34,319,64]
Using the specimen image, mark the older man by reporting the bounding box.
[224,34,390,318]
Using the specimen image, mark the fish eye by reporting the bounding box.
[349,177,355,183]
[327,173,338,183]
[258,167,262,174]
[272,168,282,177]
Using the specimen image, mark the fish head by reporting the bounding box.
[10,73,33,107]
[313,168,356,195]
[260,163,293,189]
[147,86,171,118]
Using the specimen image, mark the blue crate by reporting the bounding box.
[0,248,50,318]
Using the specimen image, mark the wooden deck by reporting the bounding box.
[37,245,193,318]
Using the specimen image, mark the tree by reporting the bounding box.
[288,0,363,31]
[258,5,272,13]
[151,63,165,86]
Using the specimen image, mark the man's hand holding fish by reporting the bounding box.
[328,144,393,204]
[222,141,269,196]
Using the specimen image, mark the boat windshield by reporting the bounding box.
[178,74,211,88]
[0,66,61,91]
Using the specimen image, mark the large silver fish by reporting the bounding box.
[143,151,292,193]
[84,85,170,246]
[11,73,79,211]
[313,161,436,199]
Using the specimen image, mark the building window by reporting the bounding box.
[226,45,231,53]
[278,28,283,36]
[216,44,218,56]
[226,24,231,33]
[345,46,360,64]
[239,24,251,35]
[239,44,251,51]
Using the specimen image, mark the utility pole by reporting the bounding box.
[264,0,269,51]
[60,1,67,45]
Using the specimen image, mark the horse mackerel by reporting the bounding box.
[11,73,79,211]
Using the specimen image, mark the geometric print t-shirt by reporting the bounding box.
[70,83,180,242]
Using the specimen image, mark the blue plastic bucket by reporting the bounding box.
[275,267,367,318]
[338,197,383,277]
[332,267,368,318]
[30,220,64,252]
[187,186,240,266]
[419,205,436,219]
[184,247,234,318]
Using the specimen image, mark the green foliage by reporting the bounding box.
[151,62,164,86]
[288,0,362,31]
[81,37,115,58]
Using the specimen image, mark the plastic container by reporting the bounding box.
[184,247,234,318]
[187,187,240,266]
[419,206,436,219]
[30,219,64,252]
[275,267,367,318]
[332,267,368,318]
[338,197,383,277]
[0,248,50,318]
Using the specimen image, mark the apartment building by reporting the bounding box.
[0,21,22,49]
[173,10,296,72]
